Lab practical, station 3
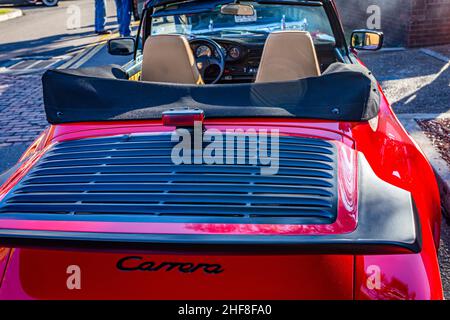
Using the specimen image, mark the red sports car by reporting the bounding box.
[0,0,443,300]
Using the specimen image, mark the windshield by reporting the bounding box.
[151,2,335,43]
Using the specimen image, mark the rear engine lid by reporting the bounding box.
[0,133,420,254]
[0,134,338,225]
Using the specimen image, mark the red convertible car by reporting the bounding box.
[0,0,443,300]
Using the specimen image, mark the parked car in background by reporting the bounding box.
[0,0,58,7]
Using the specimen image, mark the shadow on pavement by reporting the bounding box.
[360,50,447,80]
[79,19,119,30]
[360,50,450,114]
[0,30,106,59]
[394,62,450,114]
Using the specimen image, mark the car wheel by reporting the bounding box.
[42,0,59,6]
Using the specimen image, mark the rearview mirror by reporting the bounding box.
[220,4,255,16]
[108,37,135,56]
[350,30,384,51]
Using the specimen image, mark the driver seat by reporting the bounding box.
[141,34,204,84]
[255,31,321,83]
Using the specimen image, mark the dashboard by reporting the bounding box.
[189,36,337,83]
[190,37,264,83]
[191,42,247,62]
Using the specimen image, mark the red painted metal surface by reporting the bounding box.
[355,247,443,300]
[0,248,354,300]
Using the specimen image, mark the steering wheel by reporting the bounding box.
[189,38,225,84]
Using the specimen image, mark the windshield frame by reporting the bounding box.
[152,3,336,43]
[139,0,349,56]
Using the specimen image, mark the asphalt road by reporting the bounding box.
[0,0,119,63]
[359,50,449,115]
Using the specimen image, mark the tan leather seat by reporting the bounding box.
[141,34,204,84]
[255,31,321,83]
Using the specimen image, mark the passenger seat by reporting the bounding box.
[255,31,321,83]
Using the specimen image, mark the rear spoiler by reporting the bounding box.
[0,156,421,255]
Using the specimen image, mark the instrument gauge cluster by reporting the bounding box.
[227,46,241,60]
[195,45,212,58]
[192,42,245,61]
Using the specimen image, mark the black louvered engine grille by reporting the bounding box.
[0,134,338,224]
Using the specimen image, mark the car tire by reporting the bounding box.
[42,0,59,6]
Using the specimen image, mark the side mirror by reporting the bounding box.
[350,30,384,51]
[108,37,135,56]
[220,4,255,16]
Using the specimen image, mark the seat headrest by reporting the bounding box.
[141,34,204,84]
[255,31,321,83]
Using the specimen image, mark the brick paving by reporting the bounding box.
[0,73,47,147]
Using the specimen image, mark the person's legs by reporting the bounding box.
[114,0,123,34]
[121,0,132,37]
[94,0,106,33]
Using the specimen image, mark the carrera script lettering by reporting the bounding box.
[116,256,224,274]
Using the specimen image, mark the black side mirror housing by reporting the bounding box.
[350,30,384,51]
[108,37,136,56]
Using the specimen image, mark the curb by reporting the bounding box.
[0,9,23,22]
[420,48,450,63]
[398,113,450,219]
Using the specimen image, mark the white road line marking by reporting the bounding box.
[0,55,72,74]
[23,60,43,70]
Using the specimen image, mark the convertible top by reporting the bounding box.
[42,63,380,124]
